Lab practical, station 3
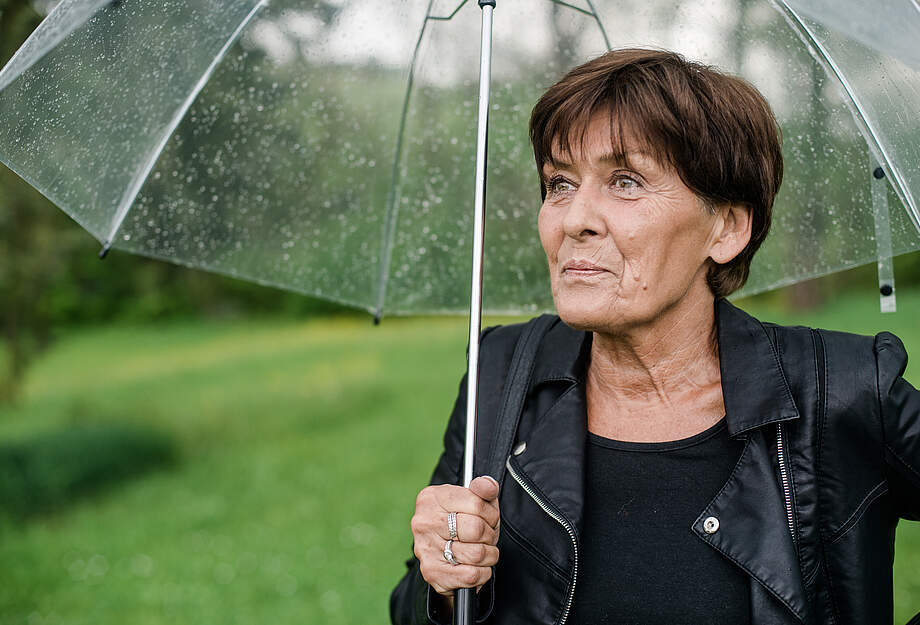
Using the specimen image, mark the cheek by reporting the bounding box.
[598,209,696,289]
[635,214,715,286]
[537,205,561,262]
[667,212,718,262]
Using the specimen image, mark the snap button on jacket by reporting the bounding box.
[390,300,920,624]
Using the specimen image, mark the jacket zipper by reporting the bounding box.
[505,457,578,625]
[775,422,797,542]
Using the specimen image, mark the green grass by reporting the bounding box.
[0,291,918,624]
[0,316,473,625]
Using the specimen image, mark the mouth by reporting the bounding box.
[561,260,608,277]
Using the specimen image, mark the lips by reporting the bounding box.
[562,260,608,274]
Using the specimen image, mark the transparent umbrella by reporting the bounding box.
[2,1,920,620]
[1,0,919,318]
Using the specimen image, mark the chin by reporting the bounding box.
[551,283,665,335]
[553,293,630,334]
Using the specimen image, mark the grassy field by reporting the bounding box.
[1,290,919,624]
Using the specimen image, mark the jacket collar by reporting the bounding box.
[528,299,801,436]
[529,316,589,386]
[716,298,801,436]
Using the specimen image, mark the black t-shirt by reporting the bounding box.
[567,418,751,624]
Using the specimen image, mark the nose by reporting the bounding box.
[562,185,606,240]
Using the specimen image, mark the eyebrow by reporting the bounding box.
[543,151,654,172]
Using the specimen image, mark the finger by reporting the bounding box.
[411,485,464,537]
[456,512,499,545]
[445,542,500,567]
[468,477,501,528]
[468,475,499,503]
[436,563,493,592]
[436,489,500,529]
[420,556,494,596]
[434,512,498,545]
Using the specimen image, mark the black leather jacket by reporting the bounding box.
[391,300,920,624]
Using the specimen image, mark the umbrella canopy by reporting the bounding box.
[1,0,919,317]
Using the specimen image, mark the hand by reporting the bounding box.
[410,475,501,596]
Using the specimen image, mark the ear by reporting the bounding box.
[709,203,753,265]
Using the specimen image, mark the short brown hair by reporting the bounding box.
[529,49,783,297]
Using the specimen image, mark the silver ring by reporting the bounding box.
[447,511,458,540]
[443,539,459,566]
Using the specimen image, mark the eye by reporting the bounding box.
[546,175,576,196]
[610,174,642,195]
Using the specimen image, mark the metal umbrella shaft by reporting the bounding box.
[456,1,495,624]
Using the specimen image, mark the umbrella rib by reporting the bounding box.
[546,0,593,16]
[772,0,920,237]
[583,0,611,51]
[374,0,447,322]
[99,0,268,257]
[0,0,112,92]
[428,0,470,21]
[545,0,612,52]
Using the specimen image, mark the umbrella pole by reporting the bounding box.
[456,1,495,624]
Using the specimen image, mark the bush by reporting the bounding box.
[0,424,176,520]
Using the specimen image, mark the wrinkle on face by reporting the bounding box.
[538,112,727,420]
[539,123,718,333]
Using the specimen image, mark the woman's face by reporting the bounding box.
[538,114,727,334]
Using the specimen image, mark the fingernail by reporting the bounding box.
[482,475,499,488]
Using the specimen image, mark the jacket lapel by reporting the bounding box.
[692,430,809,623]
[513,320,589,534]
[513,380,587,534]
[713,299,810,623]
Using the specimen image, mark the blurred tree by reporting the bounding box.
[0,0,53,401]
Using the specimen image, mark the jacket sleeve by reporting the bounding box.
[875,332,920,520]
[389,366,497,625]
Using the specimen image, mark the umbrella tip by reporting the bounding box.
[373,314,381,326]
[98,243,111,259]
[873,167,885,180]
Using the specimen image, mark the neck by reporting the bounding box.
[586,286,724,441]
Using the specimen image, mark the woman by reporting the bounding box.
[390,49,920,624]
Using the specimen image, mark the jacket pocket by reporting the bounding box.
[501,516,569,582]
